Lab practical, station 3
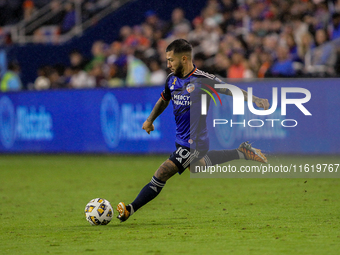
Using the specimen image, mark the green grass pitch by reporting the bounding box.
[1,154,339,254]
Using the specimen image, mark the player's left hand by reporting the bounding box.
[254,98,269,110]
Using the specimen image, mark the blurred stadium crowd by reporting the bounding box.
[2,0,340,91]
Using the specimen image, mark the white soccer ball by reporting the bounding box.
[85,198,113,225]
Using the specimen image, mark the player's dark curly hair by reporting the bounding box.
[166,39,192,54]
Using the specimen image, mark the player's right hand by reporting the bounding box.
[142,120,154,134]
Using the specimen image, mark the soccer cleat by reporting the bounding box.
[116,202,130,222]
[238,141,267,163]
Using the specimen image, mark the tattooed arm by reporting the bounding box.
[142,97,170,134]
[218,88,269,110]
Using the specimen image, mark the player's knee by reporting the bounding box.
[188,166,196,174]
[188,164,200,174]
[189,158,206,173]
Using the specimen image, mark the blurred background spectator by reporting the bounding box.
[228,50,254,79]
[69,65,95,89]
[34,65,51,90]
[60,2,76,34]
[0,62,22,91]
[149,58,167,85]
[268,46,296,77]
[23,0,36,21]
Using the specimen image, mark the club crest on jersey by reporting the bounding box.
[186,83,195,93]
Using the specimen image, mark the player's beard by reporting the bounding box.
[173,62,185,78]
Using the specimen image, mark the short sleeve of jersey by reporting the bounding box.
[160,74,172,101]
[204,76,216,87]
[202,74,229,95]
[195,73,218,90]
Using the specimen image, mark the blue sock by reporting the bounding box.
[203,149,241,166]
[130,176,165,213]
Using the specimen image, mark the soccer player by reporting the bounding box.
[117,39,269,222]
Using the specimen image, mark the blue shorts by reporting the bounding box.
[168,143,208,174]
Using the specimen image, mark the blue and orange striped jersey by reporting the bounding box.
[161,66,226,150]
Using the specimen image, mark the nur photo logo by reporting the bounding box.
[200,84,312,128]
[200,83,223,115]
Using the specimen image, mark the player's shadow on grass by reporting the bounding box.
[75,221,178,228]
